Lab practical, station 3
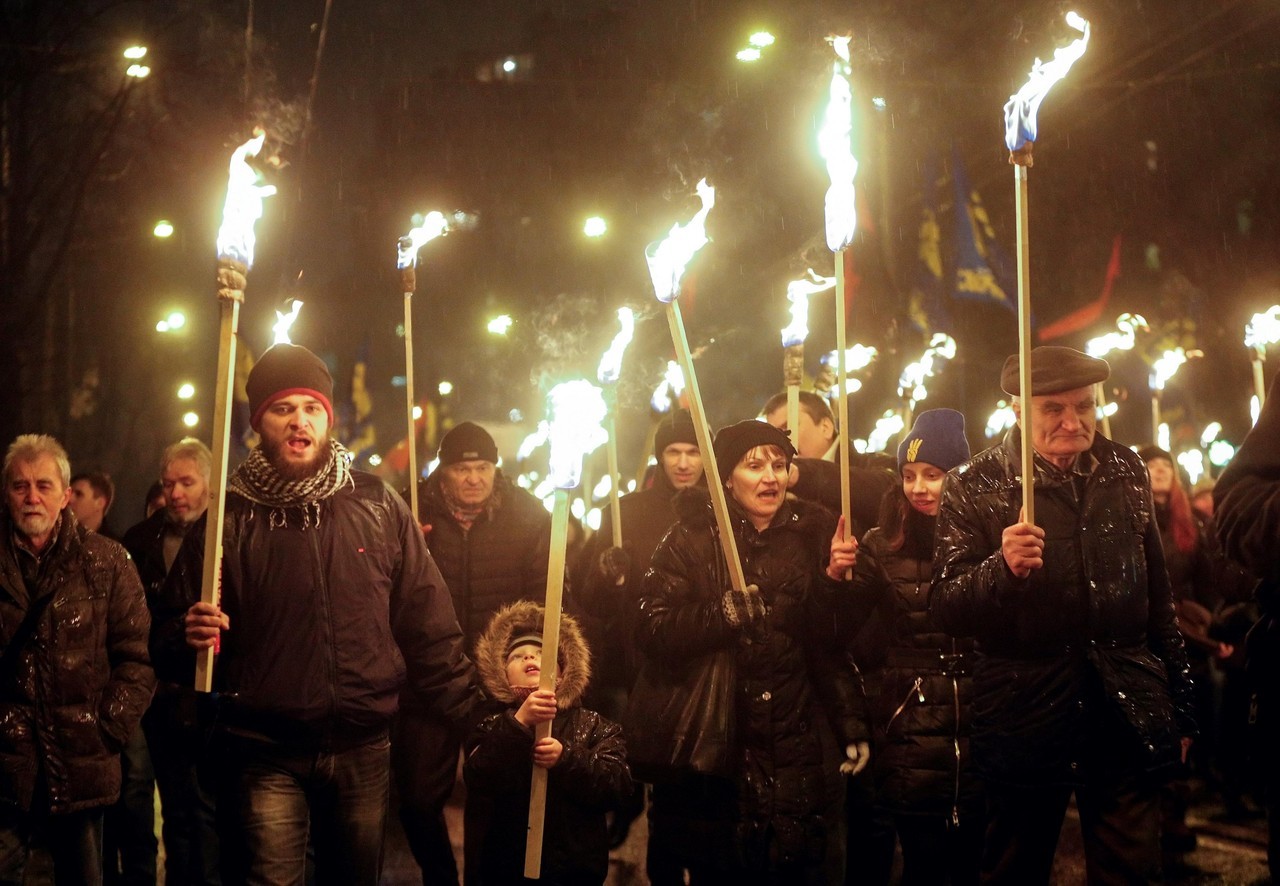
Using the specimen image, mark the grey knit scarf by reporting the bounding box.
[228,438,353,529]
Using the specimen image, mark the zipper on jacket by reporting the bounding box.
[951,672,962,827]
[885,676,924,734]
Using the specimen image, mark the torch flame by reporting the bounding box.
[597,307,636,385]
[650,360,686,413]
[645,180,716,303]
[898,333,958,408]
[216,129,277,267]
[781,270,835,348]
[820,35,858,252]
[1003,12,1091,153]
[1085,312,1149,358]
[1150,348,1187,390]
[272,299,304,345]
[547,380,609,489]
[858,410,905,454]
[397,211,450,269]
[1245,306,1280,356]
[821,344,878,373]
[986,401,1018,438]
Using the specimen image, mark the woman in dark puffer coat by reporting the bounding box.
[841,409,982,885]
[633,420,867,884]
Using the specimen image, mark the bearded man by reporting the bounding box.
[153,343,477,885]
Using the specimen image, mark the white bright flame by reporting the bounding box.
[986,401,1018,438]
[1157,422,1171,451]
[1245,306,1280,355]
[1003,11,1091,153]
[1085,313,1149,358]
[488,314,513,335]
[857,410,905,454]
[1177,450,1205,487]
[1098,401,1118,419]
[1209,439,1237,466]
[898,333,957,407]
[272,300,303,345]
[517,422,549,462]
[645,179,715,303]
[397,211,449,269]
[822,344,878,372]
[1200,422,1222,448]
[1252,395,1261,426]
[749,32,775,48]
[820,36,857,252]
[650,360,686,413]
[547,380,609,489]
[597,307,635,384]
[216,130,277,267]
[1150,348,1187,390]
[781,270,835,348]
[592,475,612,500]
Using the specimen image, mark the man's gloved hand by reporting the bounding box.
[840,742,871,776]
[720,585,767,628]
[598,546,631,585]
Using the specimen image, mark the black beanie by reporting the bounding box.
[897,408,970,472]
[247,344,334,431]
[654,409,698,461]
[438,421,499,465]
[712,419,796,484]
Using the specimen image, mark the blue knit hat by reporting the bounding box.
[897,408,970,472]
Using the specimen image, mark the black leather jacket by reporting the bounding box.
[931,430,1195,786]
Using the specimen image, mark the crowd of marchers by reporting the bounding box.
[1,341,1277,886]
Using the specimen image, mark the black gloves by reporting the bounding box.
[598,546,631,585]
[720,585,767,628]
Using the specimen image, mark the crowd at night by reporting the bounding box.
[2,1,1279,883]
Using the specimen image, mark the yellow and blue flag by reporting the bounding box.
[951,151,1016,314]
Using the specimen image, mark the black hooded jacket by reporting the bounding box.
[931,429,1195,786]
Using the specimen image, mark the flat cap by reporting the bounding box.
[1000,346,1109,397]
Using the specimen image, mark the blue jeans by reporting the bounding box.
[0,806,104,886]
[214,732,391,886]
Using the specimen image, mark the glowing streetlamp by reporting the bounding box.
[177,383,195,400]
[583,216,607,238]
[488,314,514,335]
[182,412,199,428]
[153,220,174,238]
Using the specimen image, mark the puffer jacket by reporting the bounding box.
[931,429,1195,787]
[465,601,631,885]
[635,490,866,872]
[152,471,476,749]
[846,525,980,821]
[0,509,154,814]
[414,469,553,650]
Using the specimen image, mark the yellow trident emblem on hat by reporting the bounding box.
[906,437,924,463]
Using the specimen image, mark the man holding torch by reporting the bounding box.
[930,345,1196,883]
[153,343,478,884]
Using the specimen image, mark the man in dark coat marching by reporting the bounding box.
[930,346,1196,883]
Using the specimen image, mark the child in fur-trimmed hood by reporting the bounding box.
[464,600,632,885]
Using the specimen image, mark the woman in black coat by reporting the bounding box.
[632,420,867,885]
[842,409,982,885]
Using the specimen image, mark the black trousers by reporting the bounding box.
[981,778,1161,885]
[391,709,463,886]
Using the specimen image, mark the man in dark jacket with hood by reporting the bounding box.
[931,346,1196,883]
[399,420,553,884]
[157,343,477,885]
[0,434,155,882]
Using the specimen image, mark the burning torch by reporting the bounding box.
[396,211,449,520]
[820,34,859,565]
[1150,347,1190,444]
[1003,10,1091,523]
[525,380,608,879]
[199,130,276,693]
[644,179,746,592]
[898,333,957,431]
[780,270,836,436]
[1084,312,1148,439]
[1245,306,1280,410]
[597,307,635,548]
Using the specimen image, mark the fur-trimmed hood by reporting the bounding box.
[474,600,591,708]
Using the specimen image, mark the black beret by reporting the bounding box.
[999,346,1109,397]
[712,419,796,484]
[438,421,499,465]
[247,344,334,431]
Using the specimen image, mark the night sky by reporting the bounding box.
[3,0,1279,516]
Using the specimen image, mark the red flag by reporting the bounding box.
[1037,234,1122,342]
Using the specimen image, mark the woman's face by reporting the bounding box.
[1147,457,1175,497]
[901,462,947,516]
[727,445,788,527]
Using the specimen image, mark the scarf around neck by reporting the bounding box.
[228,438,353,529]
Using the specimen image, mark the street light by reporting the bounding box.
[487,314,513,335]
[438,380,454,396]
[583,216,607,238]
[153,220,174,238]
[156,310,186,333]
[182,412,199,428]
[124,45,150,79]
[177,383,195,400]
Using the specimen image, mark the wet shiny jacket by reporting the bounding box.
[931,430,1195,786]
[636,490,866,871]
[153,472,476,749]
[0,510,154,813]
[465,601,631,884]
[846,526,980,820]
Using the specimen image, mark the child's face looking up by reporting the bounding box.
[506,643,543,688]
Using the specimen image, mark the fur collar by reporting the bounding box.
[474,600,590,708]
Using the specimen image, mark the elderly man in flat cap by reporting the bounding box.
[929,346,1196,884]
